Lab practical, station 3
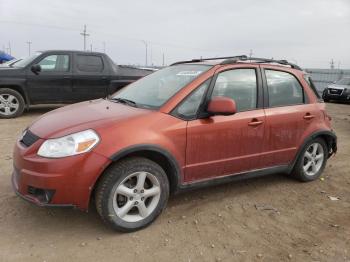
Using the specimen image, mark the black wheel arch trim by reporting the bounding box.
[289,130,337,173]
[109,144,182,193]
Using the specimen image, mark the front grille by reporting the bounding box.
[328,88,343,95]
[20,130,40,147]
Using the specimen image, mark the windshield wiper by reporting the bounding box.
[110,97,138,107]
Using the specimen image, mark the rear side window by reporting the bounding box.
[265,70,304,107]
[76,55,103,72]
[211,69,257,112]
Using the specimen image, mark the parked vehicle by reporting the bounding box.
[0,58,22,68]
[0,50,152,118]
[0,51,15,64]
[322,77,350,102]
[12,55,337,232]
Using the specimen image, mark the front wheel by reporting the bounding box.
[292,138,328,182]
[95,157,169,232]
[0,88,25,119]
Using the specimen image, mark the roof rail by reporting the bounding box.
[221,56,302,70]
[171,55,302,70]
[170,55,247,66]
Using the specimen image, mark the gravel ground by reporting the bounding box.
[0,103,349,262]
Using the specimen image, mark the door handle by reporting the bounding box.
[248,118,263,126]
[303,113,315,120]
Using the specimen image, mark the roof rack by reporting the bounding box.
[222,56,302,70]
[171,55,302,70]
[170,55,247,66]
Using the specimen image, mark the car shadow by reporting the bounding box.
[11,172,297,236]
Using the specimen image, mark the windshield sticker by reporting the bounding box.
[176,71,203,76]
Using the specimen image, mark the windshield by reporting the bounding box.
[112,64,211,108]
[335,78,350,86]
[13,53,41,68]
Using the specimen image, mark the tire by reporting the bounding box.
[0,88,25,119]
[95,157,169,232]
[323,97,330,102]
[291,138,328,182]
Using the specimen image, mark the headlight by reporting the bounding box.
[37,129,100,158]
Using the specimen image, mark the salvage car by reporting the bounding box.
[0,50,152,118]
[322,77,350,102]
[12,55,337,232]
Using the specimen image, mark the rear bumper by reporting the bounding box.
[12,139,111,211]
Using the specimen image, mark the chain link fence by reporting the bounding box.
[305,69,350,94]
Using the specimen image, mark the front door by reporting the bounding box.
[26,54,72,104]
[185,67,265,183]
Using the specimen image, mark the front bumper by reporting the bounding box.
[323,89,350,101]
[12,138,111,211]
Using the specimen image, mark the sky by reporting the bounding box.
[0,0,349,68]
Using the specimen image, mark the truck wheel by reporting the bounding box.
[0,88,25,119]
[95,157,169,232]
[291,138,328,182]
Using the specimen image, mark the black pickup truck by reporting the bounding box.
[0,50,153,118]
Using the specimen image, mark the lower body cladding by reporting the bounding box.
[12,141,111,211]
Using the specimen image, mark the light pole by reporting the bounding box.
[80,25,90,51]
[141,40,148,66]
[26,41,32,56]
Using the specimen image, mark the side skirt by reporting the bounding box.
[176,165,289,193]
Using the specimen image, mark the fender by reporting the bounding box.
[289,129,337,173]
[0,81,30,108]
[109,144,182,193]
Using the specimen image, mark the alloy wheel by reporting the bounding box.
[112,172,161,222]
[0,94,19,116]
[303,142,324,176]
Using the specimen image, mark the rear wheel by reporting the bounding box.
[292,138,328,182]
[95,157,169,232]
[0,88,25,118]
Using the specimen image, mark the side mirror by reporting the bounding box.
[207,96,237,116]
[31,64,41,75]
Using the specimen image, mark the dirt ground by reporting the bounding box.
[0,103,349,262]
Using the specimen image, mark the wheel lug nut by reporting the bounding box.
[130,197,133,201]
[141,189,144,193]
[141,197,145,201]
[134,201,139,205]
[134,189,137,193]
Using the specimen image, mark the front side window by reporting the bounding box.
[112,64,211,109]
[37,55,70,72]
[76,55,103,72]
[266,70,304,107]
[211,69,257,112]
[173,79,210,119]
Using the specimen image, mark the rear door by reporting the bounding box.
[261,66,318,167]
[71,54,110,102]
[26,53,72,104]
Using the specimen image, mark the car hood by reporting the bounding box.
[29,99,152,139]
[328,84,348,89]
[0,67,23,76]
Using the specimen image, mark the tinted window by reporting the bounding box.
[266,70,304,107]
[173,79,210,119]
[38,55,69,72]
[77,55,103,72]
[211,69,257,112]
